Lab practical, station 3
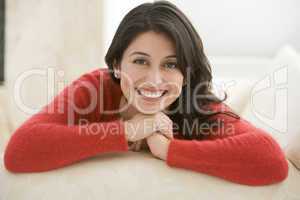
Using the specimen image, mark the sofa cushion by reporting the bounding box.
[241,45,300,169]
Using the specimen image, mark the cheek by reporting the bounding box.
[119,68,141,98]
[167,73,184,95]
[120,74,132,99]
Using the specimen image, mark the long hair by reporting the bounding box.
[105,0,239,140]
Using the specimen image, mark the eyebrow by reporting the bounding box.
[129,51,176,59]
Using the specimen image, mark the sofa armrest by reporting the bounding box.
[1,151,299,200]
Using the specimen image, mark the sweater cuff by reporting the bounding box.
[94,119,129,152]
[166,139,195,167]
[115,119,129,151]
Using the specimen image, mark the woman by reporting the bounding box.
[4,1,288,186]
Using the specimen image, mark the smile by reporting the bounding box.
[136,88,168,100]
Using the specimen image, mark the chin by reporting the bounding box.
[135,105,165,115]
[135,100,174,115]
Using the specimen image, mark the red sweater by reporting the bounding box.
[4,68,288,186]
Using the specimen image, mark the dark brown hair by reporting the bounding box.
[105,0,239,140]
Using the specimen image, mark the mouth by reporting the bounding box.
[136,88,168,99]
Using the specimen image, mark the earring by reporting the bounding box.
[114,70,120,78]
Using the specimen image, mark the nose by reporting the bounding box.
[146,67,163,85]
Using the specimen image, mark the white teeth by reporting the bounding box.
[138,89,164,98]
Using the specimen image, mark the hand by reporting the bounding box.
[146,132,171,160]
[124,112,174,142]
[128,139,148,152]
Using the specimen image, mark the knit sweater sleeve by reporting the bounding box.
[4,69,129,173]
[166,103,289,186]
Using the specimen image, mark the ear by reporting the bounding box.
[113,59,120,71]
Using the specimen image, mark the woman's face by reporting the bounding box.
[114,31,184,114]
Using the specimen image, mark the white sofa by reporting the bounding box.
[1,46,300,200]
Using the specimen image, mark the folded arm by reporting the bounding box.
[4,71,129,173]
[166,105,289,186]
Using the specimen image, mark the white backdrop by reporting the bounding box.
[103,0,300,57]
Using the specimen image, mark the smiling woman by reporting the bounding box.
[113,31,184,116]
[3,0,288,186]
[105,1,232,139]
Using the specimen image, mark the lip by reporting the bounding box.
[136,88,167,103]
[137,87,167,93]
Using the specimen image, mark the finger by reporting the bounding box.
[155,115,174,139]
[134,140,143,151]
[156,131,173,140]
[157,123,174,139]
[140,139,148,150]
[129,142,135,151]
[158,130,173,139]
[154,121,173,138]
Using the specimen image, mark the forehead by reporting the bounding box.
[124,31,176,56]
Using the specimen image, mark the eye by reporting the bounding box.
[164,62,178,69]
[133,58,148,65]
